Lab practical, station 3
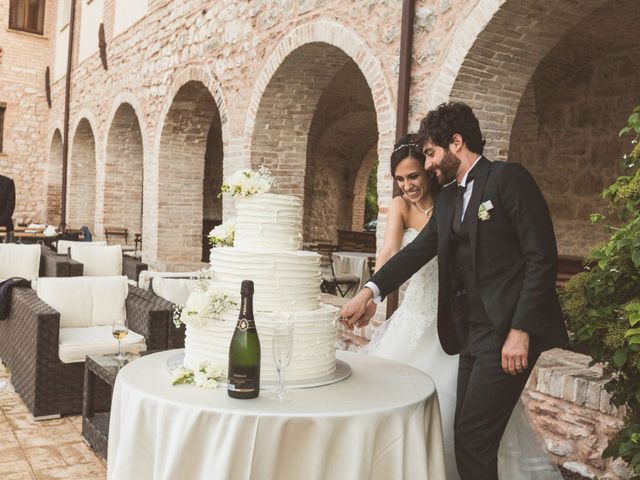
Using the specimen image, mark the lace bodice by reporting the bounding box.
[398,229,439,347]
[365,229,439,354]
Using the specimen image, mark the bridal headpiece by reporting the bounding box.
[393,143,420,154]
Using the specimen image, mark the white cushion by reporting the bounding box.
[57,240,106,254]
[0,244,41,281]
[152,277,197,306]
[37,276,128,328]
[70,244,122,276]
[58,326,146,363]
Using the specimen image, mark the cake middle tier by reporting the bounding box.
[210,248,321,311]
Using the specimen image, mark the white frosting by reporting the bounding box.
[185,191,338,384]
[210,248,321,311]
[184,304,339,382]
[234,193,302,252]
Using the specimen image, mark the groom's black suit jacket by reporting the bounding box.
[370,157,568,355]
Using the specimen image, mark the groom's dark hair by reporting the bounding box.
[418,102,486,155]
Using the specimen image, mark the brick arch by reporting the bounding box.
[46,128,64,226]
[155,80,224,265]
[103,92,149,155]
[244,20,393,154]
[509,0,640,256]
[429,0,608,161]
[153,66,230,155]
[67,118,97,231]
[103,103,145,243]
[245,20,392,242]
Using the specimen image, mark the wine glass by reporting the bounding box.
[112,317,129,363]
[272,323,294,402]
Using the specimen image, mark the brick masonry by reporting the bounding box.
[0,0,633,259]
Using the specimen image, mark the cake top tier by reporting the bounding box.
[234,193,303,252]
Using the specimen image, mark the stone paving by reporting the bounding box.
[0,363,106,480]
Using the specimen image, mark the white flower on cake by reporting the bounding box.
[208,223,235,247]
[219,165,276,198]
[174,284,237,328]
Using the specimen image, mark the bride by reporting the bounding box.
[362,135,562,480]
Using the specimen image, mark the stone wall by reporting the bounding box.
[524,349,631,479]
[0,0,54,223]
[18,0,636,265]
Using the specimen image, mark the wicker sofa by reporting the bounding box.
[0,278,173,418]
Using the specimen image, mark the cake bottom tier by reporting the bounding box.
[184,304,339,382]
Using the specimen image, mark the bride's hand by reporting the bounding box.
[340,288,374,330]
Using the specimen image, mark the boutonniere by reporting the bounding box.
[478,200,494,221]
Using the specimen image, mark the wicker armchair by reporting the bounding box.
[137,272,200,349]
[0,283,173,418]
[122,255,148,284]
[40,246,83,277]
[43,243,148,283]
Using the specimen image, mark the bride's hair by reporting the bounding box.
[390,134,425,176]
[390,133,440,197]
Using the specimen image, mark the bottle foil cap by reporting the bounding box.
[240,280,254,296]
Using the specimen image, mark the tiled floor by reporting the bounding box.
[0,363,106,480]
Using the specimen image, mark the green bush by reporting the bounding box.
[561,105,640,476]
[364,159,379,225]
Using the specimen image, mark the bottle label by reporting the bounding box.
[237,319,249,332]
[228,367,259,393]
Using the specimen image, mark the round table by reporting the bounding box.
[107,350,446,480]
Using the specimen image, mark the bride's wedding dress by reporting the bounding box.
[364,229,563,479]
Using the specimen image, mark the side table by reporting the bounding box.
[82,354,139,459]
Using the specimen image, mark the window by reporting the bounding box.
[0,105,6,153]
[60,0,70,30]
[9,0,46,35]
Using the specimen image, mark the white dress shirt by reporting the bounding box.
[365,157,483,303]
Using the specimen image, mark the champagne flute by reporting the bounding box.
[112,317,129,363]
[272,323,294,402]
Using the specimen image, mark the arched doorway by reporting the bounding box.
[157,80,223,263]
[436,0,625,256]
[509,0,640,255]
[46,129,63,226]
[67,119,96,231]
[104,103,144,245]
[250,43,378,243]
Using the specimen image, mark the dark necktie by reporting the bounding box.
[452,172,475,235]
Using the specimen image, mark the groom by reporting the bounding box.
[341,102,568,480]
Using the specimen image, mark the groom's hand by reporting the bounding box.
[501,329,530,375]
[340,288,375,330]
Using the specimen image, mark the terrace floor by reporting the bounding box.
[0,362,106,480]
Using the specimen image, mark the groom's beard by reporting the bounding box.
[435,148,461,185]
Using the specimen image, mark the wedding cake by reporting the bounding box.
[180,170,339,383]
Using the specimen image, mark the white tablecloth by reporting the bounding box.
[107,350,446,480]
[332,251,373,297]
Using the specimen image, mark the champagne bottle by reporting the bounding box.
[227,280,261,399]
